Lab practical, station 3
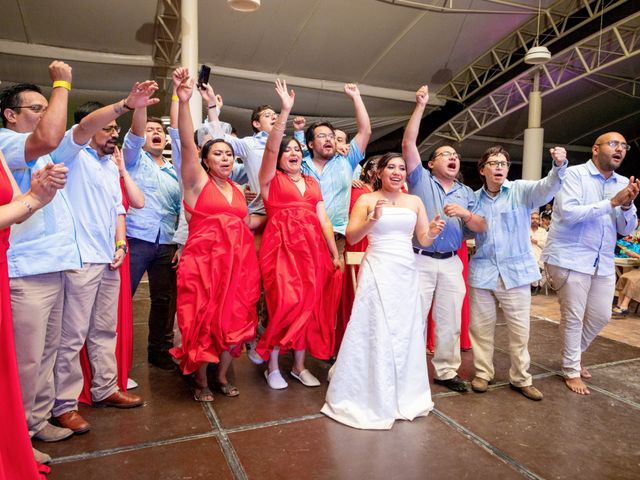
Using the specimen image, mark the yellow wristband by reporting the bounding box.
[52,80,72,91]
[171,95,179,102]
[115,240,126,248]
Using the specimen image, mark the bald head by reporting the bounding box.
[592,131,628,176]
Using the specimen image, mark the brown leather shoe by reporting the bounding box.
[94,390,144,409]
[54,410,91,434]
[510,383,544,401]
[471,377,489,393]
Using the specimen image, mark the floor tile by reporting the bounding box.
[586,359,640,404]
[435,376,640,480]
[229,416,523,480]
[48,437,233,480]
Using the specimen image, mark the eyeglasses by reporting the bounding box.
[8,104,47,113]
[101,125,122,134]
[315,133,335,141]
[485,160,510,168]
[435,151,461,161]
[596,140,631,151]
[260,112,278,119]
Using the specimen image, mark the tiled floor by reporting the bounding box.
[37,285,640,479]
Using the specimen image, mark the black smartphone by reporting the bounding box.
[197,64,211,88]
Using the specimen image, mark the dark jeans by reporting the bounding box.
[128,236,177,356]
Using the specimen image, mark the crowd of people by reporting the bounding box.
[0,60,636,477]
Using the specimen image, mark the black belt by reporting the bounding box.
[413,247,457,259]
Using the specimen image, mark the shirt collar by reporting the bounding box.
[480,179,511,198]
[586,159,617,182]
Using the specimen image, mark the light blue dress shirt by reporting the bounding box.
[123,131,181,244]
[295,131,364,235]
[51,126,125,264]
[541,160,637,276]
[407,167,477,253]
[0,128,81,278]
[469,161,567,290]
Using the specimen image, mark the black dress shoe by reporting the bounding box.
[434,375,469,392]
[148,351,176,370]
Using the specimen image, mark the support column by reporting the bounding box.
[181,0,201,125]
[522,70,544,180]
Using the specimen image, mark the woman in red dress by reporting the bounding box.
[335,156,380,351]
[255,79,341,390]
[169,68,260,401]
[0,153,67,478]
[79,146,144,404]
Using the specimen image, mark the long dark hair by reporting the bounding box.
[276,136,304,172]
[372,152,405,191]
[200,138,236,174]
[360,155,381,183]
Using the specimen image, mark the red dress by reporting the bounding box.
[79,180,133,404]
[170,180,260,375]
[0,166,42,479]
[256,171,342,361]
[335,184,371,351]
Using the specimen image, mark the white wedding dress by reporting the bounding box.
[321,207,433,430]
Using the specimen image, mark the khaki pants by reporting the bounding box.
[545,264,615,378]
[11,272,65,436]
[415,254,465,380]
[469,278,532,387]
[53,264,120,416]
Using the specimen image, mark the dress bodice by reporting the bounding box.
[367,208,416,251]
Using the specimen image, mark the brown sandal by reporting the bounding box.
[216,382,240,397]
[193,386,214,402]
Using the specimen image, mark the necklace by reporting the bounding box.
[288,174,304,182]
[486,187,501,195]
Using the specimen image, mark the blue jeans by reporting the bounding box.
[128,237,177,355]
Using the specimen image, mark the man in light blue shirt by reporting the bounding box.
[542,132,638,395]
[403,85,486,392]
[124,106,181,370]
[0,63,81,454]
[51,87,159,432]
[468,145,567,401]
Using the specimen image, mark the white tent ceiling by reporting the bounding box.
[0,0,638,187]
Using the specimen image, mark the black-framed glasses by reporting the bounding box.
[596,140,631,151]
[485,160,510,168]
[435,151,461,161]
[101,125,122,134]
[8,104,47,113]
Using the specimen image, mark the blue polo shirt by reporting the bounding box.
[0,128,81,278]
[122,130,181,244]
[407,167,476,253]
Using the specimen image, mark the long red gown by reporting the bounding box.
[79,180,133,404]
[170,180,260,375]
[0,166,42,479]
[255,171,342,361]
[335,184,371,351]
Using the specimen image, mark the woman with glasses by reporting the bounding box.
[467,145,567,401]
[0,152,68,478]
[254,79,342,390]
[169,68,261,401]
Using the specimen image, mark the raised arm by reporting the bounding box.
[258,79,294,195]
[174,68,207,192]
[402,85,429,175]
[73,81,159,145]
[23,61,72,161]
[111,146,144,209]
[343,83,371,155]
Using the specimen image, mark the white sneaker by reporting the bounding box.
[264,369,288,389]
[247,344,264,365]
[127,378,139,390]
[32,447,51,464]
[290,369,321,387]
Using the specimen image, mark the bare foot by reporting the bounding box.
[580,366,592,379]
[565,377,591,395]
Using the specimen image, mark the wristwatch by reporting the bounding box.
[116,244,128,255]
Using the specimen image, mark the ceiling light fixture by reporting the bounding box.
[524,0,551,65]
[227,0,261,12]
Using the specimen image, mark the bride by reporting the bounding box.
[321,152,445,430]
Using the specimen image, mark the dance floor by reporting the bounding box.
[39,284,640,479]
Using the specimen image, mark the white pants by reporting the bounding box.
[11,272,64,436]
[469,278,532,387]
[53,264,120,416]
[545,264,615,378]
[415,254,465,380]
